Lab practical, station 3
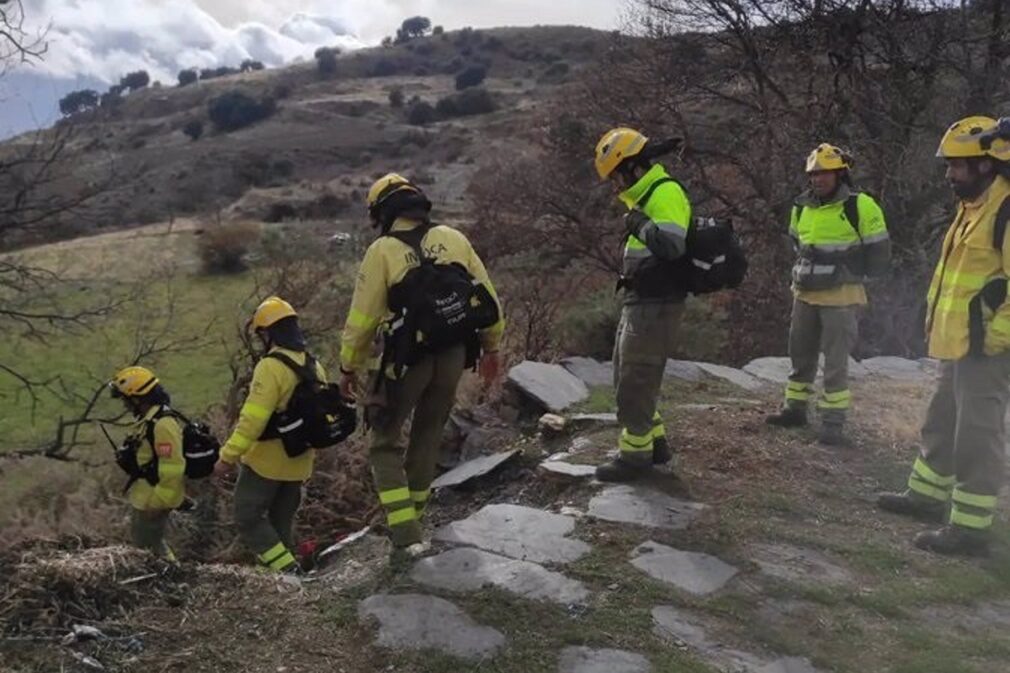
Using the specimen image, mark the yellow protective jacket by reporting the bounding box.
[128,405,186,512]
[790,185,890,306]
[926,176,1010,360]
[619,164,692,305]
[340,218,505,373]
[221,347,326,482]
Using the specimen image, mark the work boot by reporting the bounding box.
[914,525,990,557]
[765,407,807,428]
[817,422,848,446]
[595,457,651,483]
[652,436,675,465]
[876,490,947,523]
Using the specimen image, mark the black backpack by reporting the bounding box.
[380,224,500,377]
[112,408,220,491]
[638,178,748,295]
[144,408,221,479]
[259,352,358,458]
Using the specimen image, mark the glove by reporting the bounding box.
[624,209,650,240]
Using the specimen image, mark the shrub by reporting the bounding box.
[396,16,431,43]
[389,88,405,108]
[177,69,198,87]
[372,58,399,77]
[200,66,239,81]
[315,47,338,76]
[538,61,570,84]
[406,100,437,126]
[183,119,204,141]
[436,88,496,118]
[207,92,276,132]
[58,89,99,116]
[197,220,260,274]
[433,25,444,35]
[240,59,265,72]
[455,65,487,90]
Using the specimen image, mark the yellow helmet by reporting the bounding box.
[595,127,648,180]
[110,366,159,398]
[367,173,421,217]
[806,143,851,173]
[936,116,1010,162]
[252,296,296,330]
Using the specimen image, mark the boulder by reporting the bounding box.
[507,361,589,412]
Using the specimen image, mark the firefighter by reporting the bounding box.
[766,143,891,445]
[877,116,1010,556]
[339,173,504,552]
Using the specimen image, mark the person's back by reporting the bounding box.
[339,173,504,552]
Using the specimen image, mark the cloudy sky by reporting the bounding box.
[0,0,621,136]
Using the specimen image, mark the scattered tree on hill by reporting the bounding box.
[207,91,276,132]
[177,68,198,86]
[183,119,204,141]
[200,66,239,81]
[436,87,497,118]
[396,16,431,43]
[381,36,393,48]
[433,25,445,36]
[455,64,487,90]
[58,89,99,116]
[388,87,405,108]
[240,59,265,72]
[315,47,338,76]
[120,70,150,92]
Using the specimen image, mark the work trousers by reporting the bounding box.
[233,465,302,571]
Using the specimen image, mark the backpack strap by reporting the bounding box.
[265,351,319,383]
[637,177,678,209]
[386,223,433,261]
[843,193,862,241]
[992,195,1010,252]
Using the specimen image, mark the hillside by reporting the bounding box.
[0,25,612,247]
[4,365,1010,673]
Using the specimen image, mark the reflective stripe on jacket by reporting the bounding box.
[128,405,185,511]
[926,176,1010,360]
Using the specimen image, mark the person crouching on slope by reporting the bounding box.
[109,366,185,561]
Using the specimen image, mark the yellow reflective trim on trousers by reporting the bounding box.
[347,308,379,329]
[241,401,272,421]
[651,412,665,438]
[913,457,955,487]
[951,489,998,510]
[229,432,253,450]
[340,343,358,363]
[258,541,295,571]
[620,429,653,453]
[818,390,851,409]
[411,490,430,503]
[950,508,994,530]
[785,387,812,401]
[908,477,951,502]
[379,487,411,505]
[387,505,417,526]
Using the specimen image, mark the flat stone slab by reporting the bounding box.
[631,542,738,596]
[694,362,766,391]
[359,593,505,660]
[561,356,614,388]
[750,543,853,586]
[744,356,869,384]
[754,659,822,673]
[665,359,705,382]
[558,646,652,673]
[588,485,708,530]
[411,548,589,605]
[540,460,597,479]
[918,600,1010,633]
[570,412,619,427]
[508,361,589,412]
[434,503,591,564]
[652,606,762,670]
[432,449,521,489]
[860,356,931,382]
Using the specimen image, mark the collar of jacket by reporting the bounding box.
[390,217,425,232]
[619,164,671,209]
[795,183,851,209]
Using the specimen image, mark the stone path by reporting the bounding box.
[355,368,858,669]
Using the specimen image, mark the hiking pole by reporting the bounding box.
[99,423,119,453]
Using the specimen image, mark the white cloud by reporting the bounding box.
[24,0,364,84]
